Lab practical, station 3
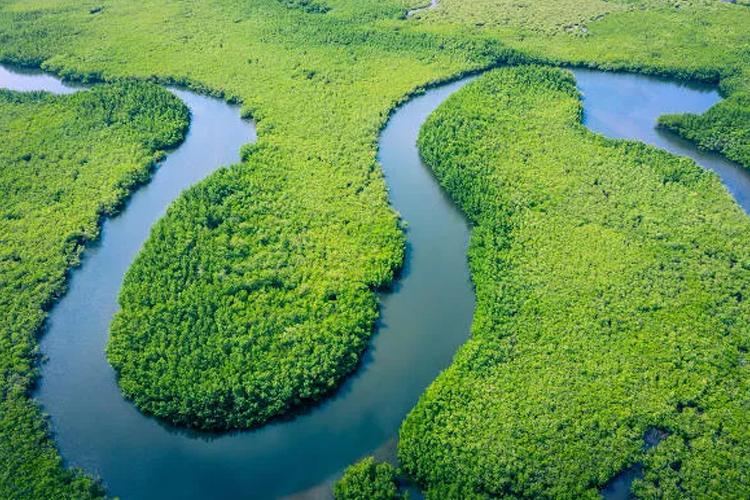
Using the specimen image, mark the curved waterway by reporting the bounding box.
[0,64,475,499]
[406,0,438,17]
[573,68,750,213]
[2,62,748,499]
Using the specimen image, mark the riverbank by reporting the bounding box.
[0,68,189,499]
[400,64,750,498]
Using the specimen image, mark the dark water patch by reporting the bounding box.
[602,463,644,500]
[601,427,668,499]
[643,427,669,449]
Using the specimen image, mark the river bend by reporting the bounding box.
[1,63,747,499]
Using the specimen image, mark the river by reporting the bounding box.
[1,63,745,499]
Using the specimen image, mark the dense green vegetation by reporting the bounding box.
[415,0,750,172]
[334,457,402,500]
[0,83,187,498]
[26,0,515,431]
[659,88,750,168]
[0,0,749,496]
[415,0,750,75]
[399,65,750,498]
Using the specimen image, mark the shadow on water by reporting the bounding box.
[2,60,746,499]
[601,428,669,499]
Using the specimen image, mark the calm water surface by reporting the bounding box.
[574,68,750,212]
[0,64,475,499]
[1,63,745,499]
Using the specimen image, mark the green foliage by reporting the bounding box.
[334,457,402,500]
[407,0,625,34]
[0,82,188,498]
[399,65,750,498]
[0,0,749,495]
[37,0,511,431]
[659,89,750,169]
[106,157,404,428]
[277,0,330,14]
[417,0,750,77]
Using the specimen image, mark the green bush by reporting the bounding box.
[659,87,750,169]
[334,457,401,500]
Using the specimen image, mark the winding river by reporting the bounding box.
[1,62,747,499]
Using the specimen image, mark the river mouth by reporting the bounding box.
[1,63,745,499]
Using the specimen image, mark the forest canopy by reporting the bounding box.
[334,457,402,500]
[399,65,750,498]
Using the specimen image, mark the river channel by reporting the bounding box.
[1,63,743,499]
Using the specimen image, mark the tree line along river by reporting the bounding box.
[0,62,745,499]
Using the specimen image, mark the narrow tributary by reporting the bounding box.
[1,63,745,499]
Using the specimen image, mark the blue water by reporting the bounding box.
[1,63,744,499]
